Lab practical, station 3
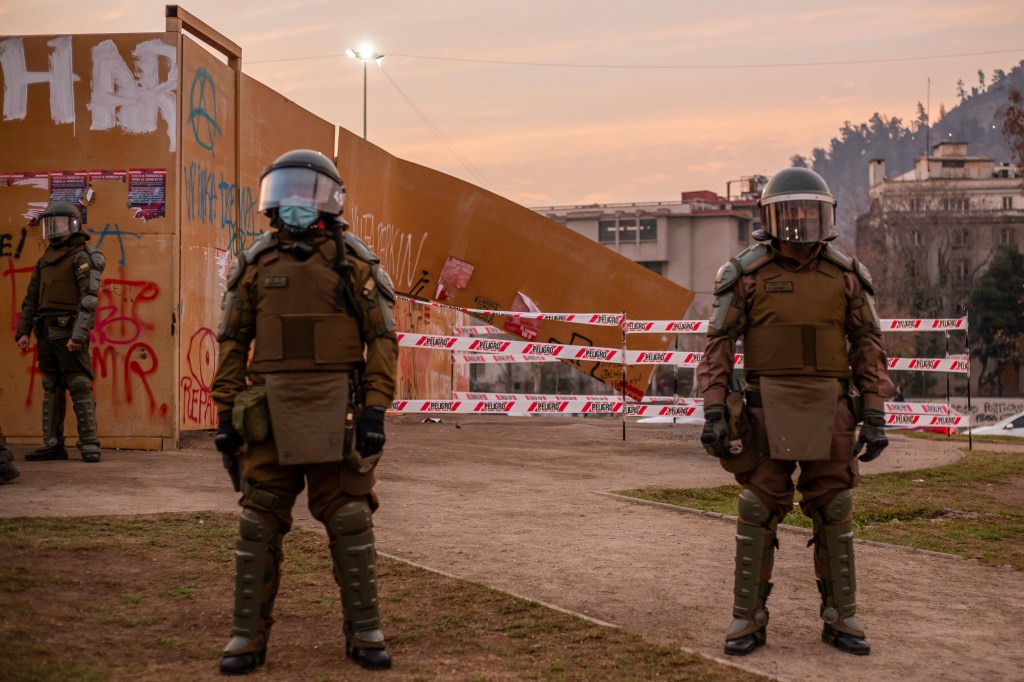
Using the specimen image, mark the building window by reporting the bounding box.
[955,259,970,282]
[638,261,664,275]
[598,220,617,244]
[951,228,969,246]
[909,198,922,211]
[736,222,747,243]
[1001,228,1015,245]
[638,218,657,242]
[911,229,922,246]
[1004,196,1014,210]
[941,198,969,211]
[941,160,965,168]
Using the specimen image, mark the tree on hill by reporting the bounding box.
[968,248,1024,394]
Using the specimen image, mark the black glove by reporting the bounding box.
[214,410,243,456]
[700,403,730,458]
[356,405,387,457]
[853,408,889,462]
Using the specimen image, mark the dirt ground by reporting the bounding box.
[2,416,1023,682]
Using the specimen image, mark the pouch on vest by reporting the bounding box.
[760,376,838,461]
[719,391,761,474]
[232,384,270,445]
[265,372,349,465]
[46,315,74,341]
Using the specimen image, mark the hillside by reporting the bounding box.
[793,59,1024,247]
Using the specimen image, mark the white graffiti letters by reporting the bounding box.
[0,35,80,124]
[88,39,177,151]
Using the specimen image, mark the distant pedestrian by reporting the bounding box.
[893,385,905,402]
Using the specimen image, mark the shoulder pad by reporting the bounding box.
[243,232,276,263]
[84,244,106,271]
[735,243,774,273]
[226,234,277,290]
[373,265,397,303]
[821,243,855,271]
[343,232,380,264]
[853,259,875,294]
[713,260,740,295]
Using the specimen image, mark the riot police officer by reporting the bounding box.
[211,149,399,675]
[696,167,892,657]
[15,201,105,463]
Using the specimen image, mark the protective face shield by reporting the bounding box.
[39,201,82,241]
[760,197,835,243]
[758,167,837,244]
[258,150,345,231]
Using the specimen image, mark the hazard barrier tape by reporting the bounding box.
[455,353,560,364]
[450,393,958,414]
[397,295,623,326]
[451,325,505,335]
[388,398,970,422]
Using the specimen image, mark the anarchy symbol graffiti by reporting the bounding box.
[188,68,222,153]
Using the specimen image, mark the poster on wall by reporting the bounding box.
[49,171,89,223]
[127,168,166,221]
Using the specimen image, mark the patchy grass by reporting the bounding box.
[620,449,1024,570]
[0,513,764,682]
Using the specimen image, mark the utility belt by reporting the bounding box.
[35,312,77,341]
[743,379,849,408]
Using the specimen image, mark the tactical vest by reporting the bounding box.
[743,257,850,379]
[37,242,85,313]
[248,239,365,373]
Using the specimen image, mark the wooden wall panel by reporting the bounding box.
[0,32,178,449]
[337,129,695,399]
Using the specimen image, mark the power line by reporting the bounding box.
[378,66,497,193]
[247,47,1024,69]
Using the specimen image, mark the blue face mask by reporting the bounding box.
[278,203,319,229]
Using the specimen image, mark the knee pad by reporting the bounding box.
[821,489,853,523]
[67,373,93,397]
[41,374,60,394]
[327,501,372,537]
[240,508,277,544]
[737,487,771,525]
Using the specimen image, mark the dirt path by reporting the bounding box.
[3,416,1022,682]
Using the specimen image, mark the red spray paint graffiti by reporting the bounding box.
[180,326,217,427]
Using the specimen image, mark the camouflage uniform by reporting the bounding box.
[697,239,892,655]
[16,232,105,462]
[211,225,398,672]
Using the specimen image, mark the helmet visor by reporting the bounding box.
[42,215,75,241]
[760,199,835,243]
[258,166,344,215]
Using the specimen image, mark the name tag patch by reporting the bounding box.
[264,276,289,288]
[765,281,794,293]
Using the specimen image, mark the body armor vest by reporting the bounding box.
[743,258,850,379]
[37,243,85,313]
[248,239,365,373]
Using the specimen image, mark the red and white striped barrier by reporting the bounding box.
[387,398,702,417]
[885,414,969,428]
[397,295,623,326]
[451,325,505,335]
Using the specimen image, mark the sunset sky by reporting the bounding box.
[4,0,1023,207]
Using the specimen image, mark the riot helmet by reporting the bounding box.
[40,200,83,241]
[258,149,345,231]
[758,167,836,243]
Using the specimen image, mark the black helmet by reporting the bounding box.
[258,149,345,230]
[757,167,836,243]
[40,200,82,241]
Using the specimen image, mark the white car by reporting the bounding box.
[970,411,1024,437]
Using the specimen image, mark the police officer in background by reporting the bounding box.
[211,149,399,675]
[15,201,105,463]
[696,167,892,657]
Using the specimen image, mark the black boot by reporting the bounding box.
[26,443,68,461]
[219,646,266,675]
[0,458,20,483]
[724,627,766,656]
[822,624,871,655]
[346,641,392,670]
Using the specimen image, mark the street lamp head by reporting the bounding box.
[347,44,384,63]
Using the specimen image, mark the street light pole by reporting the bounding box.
[345,45,385,140]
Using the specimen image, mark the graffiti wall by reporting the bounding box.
[337,129,695,400]
[0,32,178,449]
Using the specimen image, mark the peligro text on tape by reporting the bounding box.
[396,295,623,326]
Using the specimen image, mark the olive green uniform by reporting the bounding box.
[211,227,398,662]
[16,233,105,459]
[697,240,892,647]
